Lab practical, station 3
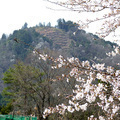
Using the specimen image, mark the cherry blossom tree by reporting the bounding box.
[13,33,120,119]
[46,0,120,39]
[39,55,119,119]
[11,0,120,119]
[40,0,120,119]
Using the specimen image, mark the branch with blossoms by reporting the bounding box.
[32,41,120,119]
[14,38,120,119]
[45,0,120,39]
[22,36,119,119]
[41,54,120,119]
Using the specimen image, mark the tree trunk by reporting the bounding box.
[37,104,44,120]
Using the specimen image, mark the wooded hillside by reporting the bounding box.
[0,20,119,92]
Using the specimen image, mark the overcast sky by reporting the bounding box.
[0,0,82,37]
[0,0,120,45]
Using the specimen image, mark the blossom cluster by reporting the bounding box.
[35,0,120,119]
[33,50,48,61]
[42,55,120,119]
[106,46,120,56]
[47,0,120,41]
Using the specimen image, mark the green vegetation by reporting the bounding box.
[9,29,36,60]
[57,18,78,32]
[2,60,60,120]
[2,62,44,116]
[0,19,120,119]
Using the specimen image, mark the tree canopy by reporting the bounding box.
[2,62,44,116]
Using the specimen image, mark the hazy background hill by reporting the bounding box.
[0,19,119,92]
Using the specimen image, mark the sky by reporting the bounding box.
[0,0,120,45]
[0,0,81,37]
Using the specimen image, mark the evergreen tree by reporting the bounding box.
[39,22,43,27]
[22,22,28,29]
[2,62,52,119]
[46,22,51,27]
[1,33,7,40]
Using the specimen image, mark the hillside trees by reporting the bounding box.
[69,29,117,62]
[1,33,7,40]
[8,28,40,60]
[22,22,28,29]
[2,62,50,120]
[9,29,32,59]
[57,18,78,32]
[46,22,51,27]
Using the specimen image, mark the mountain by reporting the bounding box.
[0,20,119,92]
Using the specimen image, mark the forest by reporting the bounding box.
[0,18,120,120]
